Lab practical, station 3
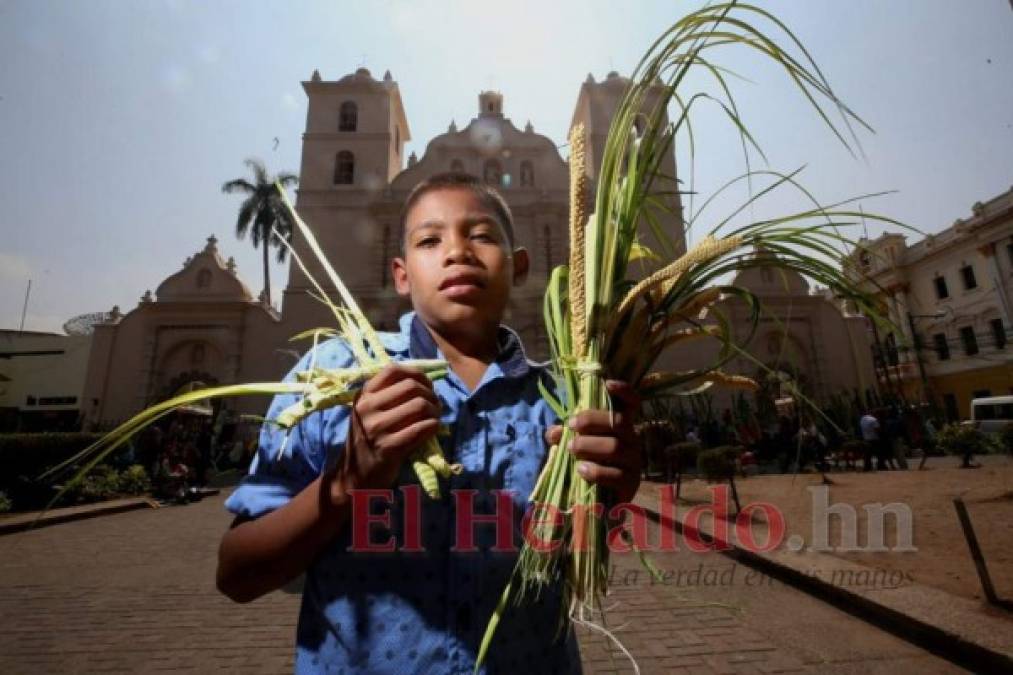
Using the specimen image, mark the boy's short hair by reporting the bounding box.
[399,172,516,251]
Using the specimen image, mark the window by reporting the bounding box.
[520,161,534,187]
[959,326,978,356]
[933,276,948,300]
[991,318,1006,349]
[483,159,502,186]
[334,151,354,185]
[394,126,400,152]
[339,101,358,131]
[960,264,977,290]
[859,250,871,269]
[932,333,950,361]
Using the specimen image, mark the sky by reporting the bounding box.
[1,0,1011,334]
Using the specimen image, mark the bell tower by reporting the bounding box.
[282,67,412,333]
[569,71,685,256]
[297,67,410,191]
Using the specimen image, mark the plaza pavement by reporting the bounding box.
[0,488,965,674]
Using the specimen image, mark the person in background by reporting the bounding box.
[859,409,880,471]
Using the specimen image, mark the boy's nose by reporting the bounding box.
[443,237,475,265]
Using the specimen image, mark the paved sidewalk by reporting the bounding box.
[0,496,159,535]
[632,480,1013,672]
[0,489,963,673]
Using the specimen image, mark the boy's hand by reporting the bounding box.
[330,364,440,501]
[546,380,642,504]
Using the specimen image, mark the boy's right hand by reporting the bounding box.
[329,364,440,502]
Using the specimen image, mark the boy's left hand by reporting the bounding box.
[545,380,642,504]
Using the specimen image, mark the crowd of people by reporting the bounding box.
[672,401,939,476]
[133,411,259,500]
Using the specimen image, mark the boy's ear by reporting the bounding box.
[392,257,411,297]
[511,247,529,287]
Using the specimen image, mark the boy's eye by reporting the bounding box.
[416,236,439,248]
[471,231,496,243]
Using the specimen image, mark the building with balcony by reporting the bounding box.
[846,186,1013,420]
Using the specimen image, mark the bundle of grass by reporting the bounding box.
[479,1,896,668]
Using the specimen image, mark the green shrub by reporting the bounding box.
[0,491,11,514]
[0,433,107,479]
[1001,425,1013,456]
[935,424,1001,461]
[697,445,739,481]
[74,465,121,503]
[118,465,151,495]
[0,432,111,510]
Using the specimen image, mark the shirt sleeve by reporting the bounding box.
[224,340,354,519]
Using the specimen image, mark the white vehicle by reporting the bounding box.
[969,396,1013,434]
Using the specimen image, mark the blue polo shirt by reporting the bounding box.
[225,313,581,674]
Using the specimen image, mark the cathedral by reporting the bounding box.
[80,67,874,429]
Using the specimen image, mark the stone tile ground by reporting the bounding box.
[0,490,964,673]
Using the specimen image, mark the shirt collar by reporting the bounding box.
[407,313,532,380]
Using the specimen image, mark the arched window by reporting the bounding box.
[394,126,400,154]
[334,151,354,185]
[339,101,358,132]
[450,159,465,173]
[520,161,534,187]
[483,159,502,186]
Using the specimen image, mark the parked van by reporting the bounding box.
[969,395,1013,434]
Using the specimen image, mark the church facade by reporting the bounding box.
[80,68,875,429]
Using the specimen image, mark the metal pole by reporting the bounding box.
[953,497,999,604]
[18,279,31,334]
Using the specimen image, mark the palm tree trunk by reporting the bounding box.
[262,243,271,307]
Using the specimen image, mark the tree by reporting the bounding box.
[221,159,298,306]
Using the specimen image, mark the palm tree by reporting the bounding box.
[221,159,299,306]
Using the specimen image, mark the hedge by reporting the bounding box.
[0,432,108,509]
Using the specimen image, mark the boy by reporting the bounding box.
[217,173,641,673]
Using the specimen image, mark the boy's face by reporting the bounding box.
[392,187,528,340]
